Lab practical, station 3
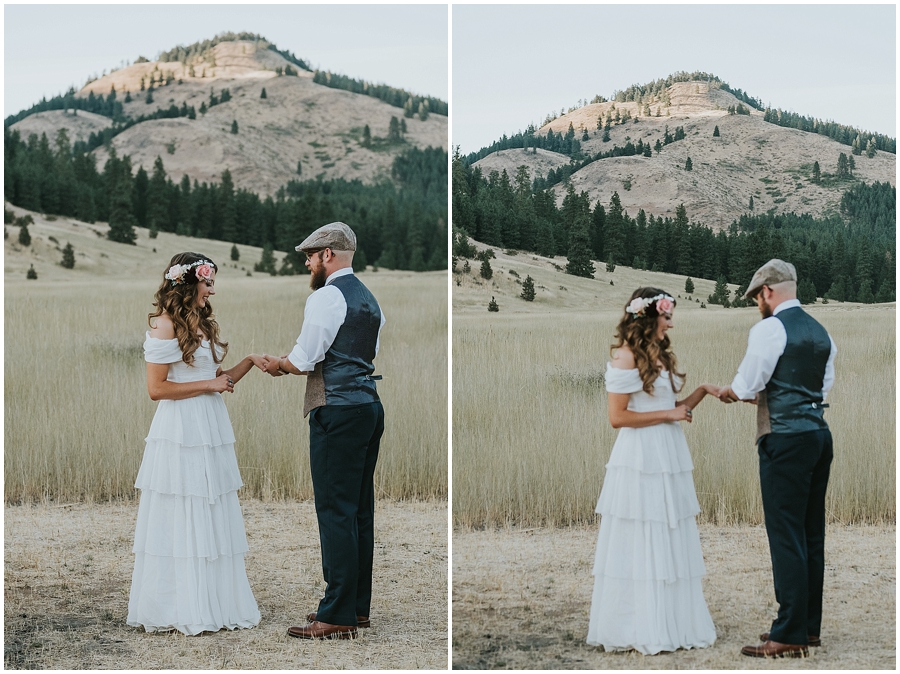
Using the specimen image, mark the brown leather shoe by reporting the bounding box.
[306,612,370,628]
[287,621,358,640]
[741,640,809,658]
[760,632,820,647]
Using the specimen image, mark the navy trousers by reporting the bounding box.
[758,428,833,645]
[308,401,385,626]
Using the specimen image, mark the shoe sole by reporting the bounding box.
[741,648,809,658]
[287,629,358,640]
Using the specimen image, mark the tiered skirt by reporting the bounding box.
[127,395,261,635]
[587,423,716,654]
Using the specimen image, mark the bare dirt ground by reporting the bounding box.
[5,499,448,669]
[452,524,895,669]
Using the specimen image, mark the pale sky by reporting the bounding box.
[453,4,896,154]
[4,4,448,118]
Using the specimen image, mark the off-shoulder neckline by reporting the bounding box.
[606,362,669,375]
[144,331,210,345]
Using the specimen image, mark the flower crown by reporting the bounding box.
[165,259,214,286]
[626,294,674,318]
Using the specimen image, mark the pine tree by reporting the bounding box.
[362,124,372,148]
[837,153,849,179]
[749,195,754,211]
[825,276,846,302]
[487,296,499,312]
[708,276,730,305]
[26,264,37,280]
[146,156,170,233]
[61,242,75,268]
[260,87,267,99]
[848,154,855,175]
[713,125,720,137]
[480,258,493,280]
[521,275,536,301]
[18,224,31,246]
[231,120,239,134]
[866,138,877,158]
[685,277,694,294]
[654,139,662,154]
[418,100,429,121]
[798,278,817,304]
[685,156,693,171]
[875,278,894,303]
[566,216,595,278]
[389,116,401,143]
[254,245,277,275]
[857,278,874,303]
[230,244,239,261]
[812,161,821,184]
[107,178,138,244]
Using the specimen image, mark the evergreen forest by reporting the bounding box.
[453,151,895,304]
[4,126,447,273]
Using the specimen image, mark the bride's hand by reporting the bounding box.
[670,406,693,423]
[209,373,235,394]
[249,354,266,371]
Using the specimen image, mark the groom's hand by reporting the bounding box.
[717,386,740,404]
[261,354,284,377]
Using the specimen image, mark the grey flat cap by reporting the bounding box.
[743,259,797,299]
[295,222,357,252]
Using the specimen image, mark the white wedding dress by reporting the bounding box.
[127,333,260,635]
[587,364,715,654]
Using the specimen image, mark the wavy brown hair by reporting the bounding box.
[148,252,228,365]
[610,287,684,394]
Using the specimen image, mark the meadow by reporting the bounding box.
[452,303,895,527]
[5,269,447,503]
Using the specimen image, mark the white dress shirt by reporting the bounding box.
[730,299,837,401]
[286,267,385,372]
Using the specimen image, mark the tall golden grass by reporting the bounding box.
[5,271,447,503]
[452,305,895,527]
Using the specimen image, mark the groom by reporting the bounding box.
[261,221,385,640]
[718,259,836,659]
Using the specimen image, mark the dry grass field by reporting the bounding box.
[4,215,449,668]
[452,523,895,670]
[453,249,895,527]
[5,221,447,501]
[5,499,448,669]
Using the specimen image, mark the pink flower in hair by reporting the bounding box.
[656,297,674,315]
[195,264,213,281]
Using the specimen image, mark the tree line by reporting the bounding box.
[453,152,895,304]
[762,108,895,155]
[4,126,447,273]
[311,71,448,118]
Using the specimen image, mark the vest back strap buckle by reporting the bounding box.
[365,375,383,381]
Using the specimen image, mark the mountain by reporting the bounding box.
[472,80,894,229]
[9,35,447,195]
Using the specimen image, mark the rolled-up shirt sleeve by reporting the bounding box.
[286,286,347,372]
[730,318,786,400]
[822,336,837,401]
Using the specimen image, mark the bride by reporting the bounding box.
[127,252,262,635]
[587,287,718,654]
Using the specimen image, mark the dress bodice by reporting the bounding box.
[143,332,220,382]
[605,364,681,412]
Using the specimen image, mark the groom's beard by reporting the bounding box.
[310,264,328,291]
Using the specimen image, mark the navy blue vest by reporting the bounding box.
[757,306,831,439]
[303,273,381,416]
